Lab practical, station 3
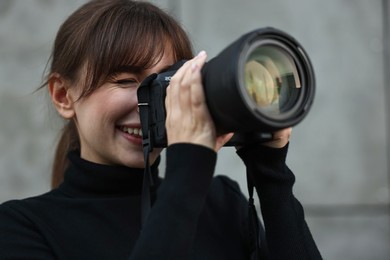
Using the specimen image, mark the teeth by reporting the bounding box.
[121,126,142,137]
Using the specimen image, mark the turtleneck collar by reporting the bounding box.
[58,151,161,198]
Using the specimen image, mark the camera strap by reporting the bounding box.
[137,74,158,229]
[140,139,153,228]
[246,169,263,259]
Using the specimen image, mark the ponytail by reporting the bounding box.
[51,120,79,189]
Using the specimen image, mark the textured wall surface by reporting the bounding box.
[0,0,389,259]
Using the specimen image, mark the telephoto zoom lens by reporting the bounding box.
[201,27,315,136]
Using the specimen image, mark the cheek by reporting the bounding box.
[72,97,112,134]
[74,103,107,137]
[107,89,139,117]
[73,88,139,133]
[101,91,138,118]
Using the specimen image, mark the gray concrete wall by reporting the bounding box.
[0,0,389,259]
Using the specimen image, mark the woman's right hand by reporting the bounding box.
[165,51,232,152]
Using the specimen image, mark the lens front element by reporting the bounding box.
[244,44,302,118]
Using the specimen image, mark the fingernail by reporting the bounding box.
[197,50,206,57]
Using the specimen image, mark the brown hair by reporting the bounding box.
[42,0,193,188]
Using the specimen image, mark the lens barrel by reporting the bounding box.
[202,27,315,134]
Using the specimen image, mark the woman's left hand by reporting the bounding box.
[165,51,233,152]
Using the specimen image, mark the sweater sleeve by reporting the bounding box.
[237,144,322,260]
[129,143,217,260]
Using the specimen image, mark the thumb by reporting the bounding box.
[214,132,234,152]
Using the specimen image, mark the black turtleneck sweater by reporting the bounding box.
[0,144,322,259]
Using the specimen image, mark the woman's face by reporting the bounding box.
[69,48,175,168]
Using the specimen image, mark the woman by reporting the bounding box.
[0,0,322,259]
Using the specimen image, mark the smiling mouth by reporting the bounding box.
[119,126,143,137]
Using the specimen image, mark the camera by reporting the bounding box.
[137,27,315,148]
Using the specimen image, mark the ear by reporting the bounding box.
[48,73,76,119]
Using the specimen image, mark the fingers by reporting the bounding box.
[166,51,207,119]
[165,62,188,126]
[189,52,208,121]
[263,127,292,148]
[273,127,292,141]
[165,51,217,149]
[168,60,192,113]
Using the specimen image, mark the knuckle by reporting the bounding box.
[169,76,179,85]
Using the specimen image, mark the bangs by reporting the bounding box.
[101,8,170,72]
[80,1,193,98]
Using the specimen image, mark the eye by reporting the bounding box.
[109,74,139,88]
[115,78,138,86]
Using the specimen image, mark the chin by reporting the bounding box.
[113,152,142,168]
[119,149,161,168]
[121,157,145,168]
